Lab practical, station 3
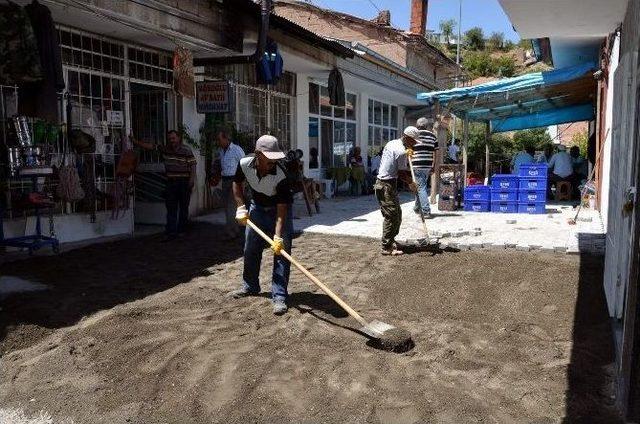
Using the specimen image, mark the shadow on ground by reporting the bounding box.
[0,222,243,354]
[564,248,622,423]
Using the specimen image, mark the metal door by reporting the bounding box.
[604,51,639,319]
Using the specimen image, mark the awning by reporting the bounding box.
[417,62,598,132]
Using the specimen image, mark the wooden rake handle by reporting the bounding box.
[245,219,369,328]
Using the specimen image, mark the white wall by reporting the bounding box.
[600,33,620,229]
[182,94,207,216]
[2,210,134,245]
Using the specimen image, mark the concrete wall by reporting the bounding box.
[2,210,134,245]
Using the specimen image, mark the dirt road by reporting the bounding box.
[0,224,618,423]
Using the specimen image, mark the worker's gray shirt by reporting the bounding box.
[377,138,408,180]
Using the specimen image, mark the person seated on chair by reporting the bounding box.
[547,145,576,198]
[229,135,294,316]
[510,145,535,175]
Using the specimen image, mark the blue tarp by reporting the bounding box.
[491,104,594,132]
[417,62,597,132]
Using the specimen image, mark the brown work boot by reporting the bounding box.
[381,244,404,256]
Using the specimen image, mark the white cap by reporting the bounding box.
[255,135,285,160]
[403,126,420,140]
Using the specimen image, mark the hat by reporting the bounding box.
[557,144,567,151]
[403,126,420,140]
[255,135,285,160]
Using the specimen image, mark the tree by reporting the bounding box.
[462,51,495,78]
[512,128,552,151]
[487,32,505,51]
[571,129,589,157]
[464,27,485,51]
[518,38,533,50]
[439,18,456,44]
[494,56,516,77]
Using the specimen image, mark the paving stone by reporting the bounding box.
[516,245,531,252]
[458,244,470,251]
[540,247,556,254]
[506,220,517,224]
[489,243,506,250]
[469,243,484,250]
[554,246,567,253]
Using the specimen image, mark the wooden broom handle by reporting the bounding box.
[408,155,429,231]
[245,219,369,328]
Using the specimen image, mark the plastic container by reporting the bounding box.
[518,177,547,190]
[517,189,547,203]
[490,189,519,202]
[491,201,518,213]
[491,174,519,190]
[517,202,546,214]
[519,163,548,178]
[463,200,490,212]
[464,185,491,201]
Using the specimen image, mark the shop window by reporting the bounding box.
[368,99,399,149]
[58,28,125,76]
[308,83,357,169]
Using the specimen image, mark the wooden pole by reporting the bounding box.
[485,121,491,184]
[462,115,469,189]
[430,101,443,204]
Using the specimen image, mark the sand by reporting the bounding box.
[0,224,620,423]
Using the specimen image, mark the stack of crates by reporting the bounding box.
[490,175,519,213]
[462,164,548,214]
[463,185,490,212]
[517,164,548,214]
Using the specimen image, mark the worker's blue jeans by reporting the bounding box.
[242,203,293,302]
[413,169,432,215]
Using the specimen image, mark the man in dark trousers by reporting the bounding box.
[413,117,438,219]
[374,126,419,256]
[131,130,197,241]
[230,135,294,315]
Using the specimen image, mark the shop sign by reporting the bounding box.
[196,80,230,113]
[106,110,124,126]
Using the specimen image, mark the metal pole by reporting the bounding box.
[462,115,469,190]
[451,0,462,146]
[485,122,491,184]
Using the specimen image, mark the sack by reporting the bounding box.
[69,129,96,154]
[116,149,138,178]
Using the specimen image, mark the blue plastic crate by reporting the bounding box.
[491,201,518,213]
[464,200,490,212]
[491,174,519,190]
[519,163,548,178]
[518,189,547,203]
[517,202,546,214]
[464,185,491,201]
[490,189,518,202]
[518,177,547,190]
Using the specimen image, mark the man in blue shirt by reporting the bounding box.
[511,146,535,174]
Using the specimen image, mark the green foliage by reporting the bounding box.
[439,18,456,44]
[462,51,495,78]
[503,40,516,51]
[570,129,589,157]
[518,38,533,50]
[462,51,517,78]
[494,55,517,77]
[512,128,551,150]
[487,32,505,51]
[464,27,485,51]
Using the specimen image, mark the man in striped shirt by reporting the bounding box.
[412,117,438,218]
[132,130,197,241]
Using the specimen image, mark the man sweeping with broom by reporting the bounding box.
[374,126,420,256]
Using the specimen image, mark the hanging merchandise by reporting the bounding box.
[173,46,195,98]
[256,39,284,85]
[328,68,345,107]
[56,128,84,202]
[0,1,43,85]
[57,165,85,202]
[18,0,66,122]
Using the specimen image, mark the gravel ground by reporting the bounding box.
[0,223,619,423]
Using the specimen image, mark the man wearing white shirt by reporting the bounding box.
[212,129,246,239]
[547,145,577,198]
